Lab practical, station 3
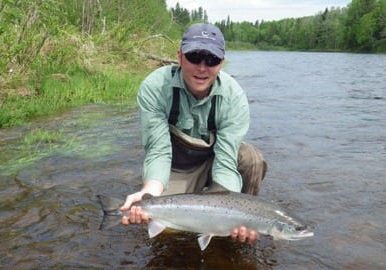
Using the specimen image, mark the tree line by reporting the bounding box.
[170,2,208,27]
[215,0,386,52]
[169,0,386,53]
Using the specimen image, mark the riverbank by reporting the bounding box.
[0,1,179,128]
[0,33,175,128]
[0,66,145,128]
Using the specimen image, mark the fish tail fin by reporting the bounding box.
[98,214,122,230]
[96,195,124,230]
[96,194,124,213]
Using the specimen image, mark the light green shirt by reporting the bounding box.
[137,65,250,192]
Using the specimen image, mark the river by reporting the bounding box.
[0,51,385,269]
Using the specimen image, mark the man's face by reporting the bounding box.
[177,50,223,99]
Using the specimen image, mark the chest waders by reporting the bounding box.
[168,66,217,170]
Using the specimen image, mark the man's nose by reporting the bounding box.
[197,60,207,70]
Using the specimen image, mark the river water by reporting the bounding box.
[0,51,385,269]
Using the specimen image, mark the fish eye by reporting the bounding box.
[295,225,307,231]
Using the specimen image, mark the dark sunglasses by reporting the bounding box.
[184,51,222,67]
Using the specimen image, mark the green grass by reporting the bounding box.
[0,128,75,174]
[0,67,143,128]
[22,128,65,146]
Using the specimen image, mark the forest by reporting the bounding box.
[171,0,386,52]
[215,0,386,52]
[1,0,385,127]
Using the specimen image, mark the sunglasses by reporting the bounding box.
[184,51,222,67]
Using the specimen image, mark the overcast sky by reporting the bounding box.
[166,0,352,22]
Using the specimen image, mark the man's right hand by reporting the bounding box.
[120,180,164,225]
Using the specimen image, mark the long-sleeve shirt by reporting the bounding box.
[137,65,250,192]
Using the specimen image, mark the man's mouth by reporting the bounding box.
[194,75,208,82]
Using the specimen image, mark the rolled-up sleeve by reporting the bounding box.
[212,81,250,192]
[137,72,172,188]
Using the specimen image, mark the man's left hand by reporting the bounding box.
[231,226,259,245]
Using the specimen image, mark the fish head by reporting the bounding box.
[270,222,314,241]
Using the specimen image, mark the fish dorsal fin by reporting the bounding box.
[197,234,213,251]
[148,220,166,238]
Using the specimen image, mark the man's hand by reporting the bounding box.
[206,183,260,245]
[120,180,163,225]
[120,191,149,224]
[231,226,260,245]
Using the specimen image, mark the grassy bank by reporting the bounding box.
[0,67,145,128]
[0,0,180,128]
[0,28,177,128]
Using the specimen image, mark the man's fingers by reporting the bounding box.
[121,215,129,225]
[142,212,150,223]
[248,230,257,244]
[129,206,136,223]
[120,192,144,211]
[238,226,247,242]
[120,197,133,211]
[231,228,239,240]
[230,226,260,245]
[120,194,138,210]
[134,206,143,224]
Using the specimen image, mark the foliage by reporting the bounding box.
[0,67,142,128]
[170,2,208,28]
[0,0,181,127]
[214,0,386,53]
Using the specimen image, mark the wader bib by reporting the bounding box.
[168,66,216,170]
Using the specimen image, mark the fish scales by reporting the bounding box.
[137,192,299,229]
[97,191,313,250]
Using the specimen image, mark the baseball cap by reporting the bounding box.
[180,23,225,59]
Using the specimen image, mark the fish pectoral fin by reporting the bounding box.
[148,220,166,238]
[197,234,214,251]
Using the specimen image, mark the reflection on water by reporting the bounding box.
[225,51,386,269]
[1,51,386,269]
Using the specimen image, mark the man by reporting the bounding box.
[121,23,267,244]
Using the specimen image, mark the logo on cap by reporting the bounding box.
[193,31,216,41]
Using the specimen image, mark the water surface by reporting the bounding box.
[1,51,385,269]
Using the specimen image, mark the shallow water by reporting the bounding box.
[1,51,386,269]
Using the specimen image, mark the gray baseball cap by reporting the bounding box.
[180,23,225,59]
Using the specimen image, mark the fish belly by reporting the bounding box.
[147,206,251,236]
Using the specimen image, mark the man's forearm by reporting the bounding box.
[141,180,164,196]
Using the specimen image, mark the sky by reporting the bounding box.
[166,0,352,22]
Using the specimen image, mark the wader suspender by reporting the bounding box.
[168,66,217,132]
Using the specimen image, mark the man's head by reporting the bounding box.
[178,23,225,99]
[180,23,225,59]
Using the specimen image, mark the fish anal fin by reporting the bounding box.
[148,220,166,238]
[198,234,213,251]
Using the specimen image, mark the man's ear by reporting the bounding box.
[177,50,182,65]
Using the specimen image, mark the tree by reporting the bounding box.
[344,0,377,49]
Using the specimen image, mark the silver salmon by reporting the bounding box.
[97,191,313,250]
